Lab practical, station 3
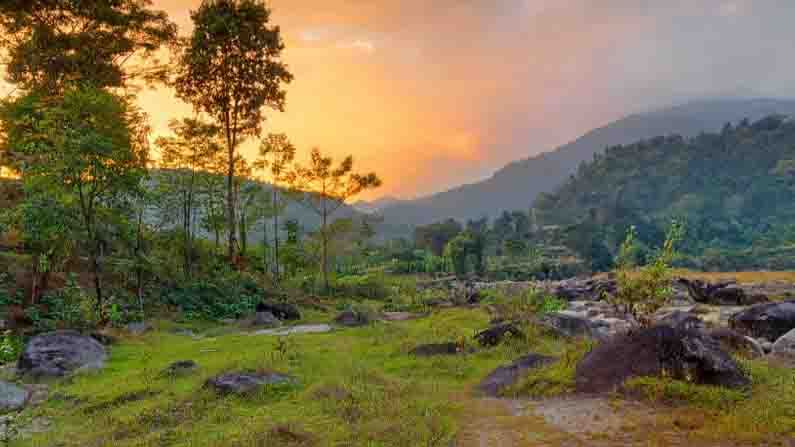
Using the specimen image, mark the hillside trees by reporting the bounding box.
[254,133,296,281]
[0,86,149,320]
[155,118,225,277]
[289,148,381,292]
[173,0,292,265]
[414,219,463,256]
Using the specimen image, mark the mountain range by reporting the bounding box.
[372,98,795,227]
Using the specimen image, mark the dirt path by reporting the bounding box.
[454,396,765,447]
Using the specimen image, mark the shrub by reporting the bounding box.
[609,221,684,326]
[162,272,263,320]
[484,288,567,321]
[332,273,390,300]
[0,331,23,364]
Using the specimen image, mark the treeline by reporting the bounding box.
[533,115,795,271]
[0,0,380,326]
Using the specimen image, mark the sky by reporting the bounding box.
[7,1,795,200]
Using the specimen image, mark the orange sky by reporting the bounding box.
[4,1,793,200]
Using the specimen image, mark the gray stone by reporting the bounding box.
[251,324,333,336]
[772,328,795,359]
[538,312,603,340]
[126,322,150,335]
[478,354,556,397]
[18,331,107,379]
[657,310,706,331]
[729,300,795,341]
[334,309,370,327]
[707,328,765,358]
[206,371,294,394]
[0,382,28,412]
[253,312,281,328]
[162,360,198,377]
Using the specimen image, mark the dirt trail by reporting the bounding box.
[454,396,760,447]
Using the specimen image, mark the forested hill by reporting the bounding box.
[534,115,795,271]
[378,98,795,226]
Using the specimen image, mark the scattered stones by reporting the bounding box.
[729,300,795,341]
[409,342,471,357]
[334,309,371,327]
[474,322,525,347]
[0,381,29,412]
[251,324,333,336]
[477,353,556,397]
[772,328,795,359]
[252,311,281,328]
[535,277,617,301]
[125,322,150,335]
[256,301,301,321]
[575,325,749,394]
[162,360,198,377]
[18,331,107,379]
[207,371,294,394]
[707,328,765,359]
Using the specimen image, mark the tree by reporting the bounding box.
[155,118,224,277]
[414,219,462,256]
[289,148,381,292]
[254,133,296,281]
[173,0,293,264]
[0,85,149,321]
[0,0,177,93]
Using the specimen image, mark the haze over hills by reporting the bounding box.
[377,98,795,227]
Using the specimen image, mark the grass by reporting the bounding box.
[673,268,795,284]
[12,307,539,447]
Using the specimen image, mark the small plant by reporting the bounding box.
[0,331,23,364]
[609,221,684,326]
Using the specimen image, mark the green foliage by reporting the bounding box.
[414,219,462,256]
[0,331,23,365]
[610,221,684,326]
[37,275,97,331]
[535,116,795,270]
[0,0,177,92]
[162,272,263,321]
[333,273,391,300]
[483,288,567,322]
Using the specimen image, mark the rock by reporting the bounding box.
[23,384,48,407]
[252,312,281,328]
[125,322,150,335]
[538,312,602,339]
[760,340,774,354]
[477,354,556,397]
[333,309,370,327]
[18,331,107,379]
[0,381,29,412]
[382,312,423,322]
[535,277,617,301]
[707,328,765,358]
[409,342,471,357]
[772,328,795,359]
[89,332,117,346]
[256,301,301,321]
[162,360,198,377]
[729,300,795,341]
[575,325,749,394]
[206,371,294,395]
[677,278,769,306]
[474,322,525,347]
[657,310,705,331]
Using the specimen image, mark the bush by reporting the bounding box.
[332,273,390,300]
[0,331,23,364]
[162,272,263,320]
[609,222,683,326]
[37,274,96,331]
[483,288,567,322]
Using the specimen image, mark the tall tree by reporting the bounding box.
[0,85,149,321]
[254,133,296,281]
[289,148,381,292]
[0,0,177,93]
[173,0,292,265]
[155,118,224,277]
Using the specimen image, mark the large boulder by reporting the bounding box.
[409,342,471,357]
[575,325,749,394]
[333,309,371,327]
[18,331,107,378]
[537,278,617,301]
[657,310,705,331]
[0,381,29,412]
[729,300,795,341]
[252,311,281,328]
[477,354,555,397]
[206,371,294,395]
[256,301,301,321]
[772,328,795,359]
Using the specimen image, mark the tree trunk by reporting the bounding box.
[321,202,329,294]
[136,208,145,317]
[273,188,280,282]
[225,127,238,266]
[91,239,104,323]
